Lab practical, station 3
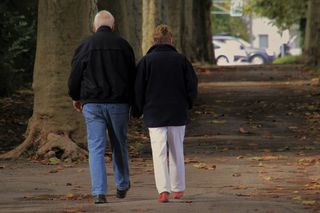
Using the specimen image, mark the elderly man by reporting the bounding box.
[68,10,135,204]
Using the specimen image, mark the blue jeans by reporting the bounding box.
[82,103,130,195]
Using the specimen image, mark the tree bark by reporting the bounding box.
[142,0,168,54]
[0,0,97,160]
[304,0,320,67]
[191,0,214,63]
[97,0,143,60]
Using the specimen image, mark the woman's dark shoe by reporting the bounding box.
[93,194,107,204]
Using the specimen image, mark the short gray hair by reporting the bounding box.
[93,10,115,31]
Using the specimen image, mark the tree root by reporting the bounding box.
[0,129,87,162]
[36,133,87,161]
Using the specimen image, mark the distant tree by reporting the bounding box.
[246,0,307,30]
[212,14,249,41]
[304,0,320,67]
[246,0,308,53]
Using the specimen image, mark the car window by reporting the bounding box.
[214,44,220,49]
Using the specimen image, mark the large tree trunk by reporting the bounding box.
[97,0,143,60]
[191,0,214,63]
[304,0,320,67]
[0,0,97,160]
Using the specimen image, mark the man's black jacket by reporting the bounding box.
[68,26,136,105]
[134,44,198,127]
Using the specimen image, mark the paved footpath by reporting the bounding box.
[1,65,320,213]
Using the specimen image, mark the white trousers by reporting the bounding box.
[148,126,186,194]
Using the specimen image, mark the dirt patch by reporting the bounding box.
[0,89,33,154]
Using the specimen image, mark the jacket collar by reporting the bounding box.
[147,44,177,54]
[96,26,112,33]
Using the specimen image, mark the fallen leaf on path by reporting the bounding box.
[49,169,58,173]
[302,200,316,206]
[297,158,318,166]
[210,119,227,124]
[292,196,302,201]
[288,126,298,131]
[131,208,152,212]
[232,173,241,177]
[262,176,273,181]
[250,155,288,161]
[185,158,200,164]
[239,128,248,134]
[144,169,153,173]
[233,185,248,190]
[305,181,320,190]
[49,157,61,165]
[235,193,251,197]
[193,163,216,170]
[65,193,75,200]
[236,156,244,159]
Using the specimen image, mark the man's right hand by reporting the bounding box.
[72,100,83,112]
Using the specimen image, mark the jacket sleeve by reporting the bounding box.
[184,57,198,109]
[133,58,147,118]
[68,44,87,101]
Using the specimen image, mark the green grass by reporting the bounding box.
[272,55,302,64]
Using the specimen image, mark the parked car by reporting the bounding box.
[213,35,275,64]
[213,40,248,65]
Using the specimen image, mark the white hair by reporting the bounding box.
[93,10,115,31]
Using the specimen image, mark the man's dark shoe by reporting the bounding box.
[93,194,107,204]
[116,182,130,199]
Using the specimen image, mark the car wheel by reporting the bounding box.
[216,56,229,65]
[250,55,265,65]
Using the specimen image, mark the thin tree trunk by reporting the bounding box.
[142,0,168,54]
[167,0,183,52]
[180,0,195,60]
[191,0,214,64]
[0,0,97,160]
[304,0,320,66]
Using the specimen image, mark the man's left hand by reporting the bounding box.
[72,100,83,112]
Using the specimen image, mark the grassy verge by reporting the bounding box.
[273,55,304,64]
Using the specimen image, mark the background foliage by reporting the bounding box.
[0,0,37,96]
[246,0,307,30]
[212,14,249,41]
[211,0,249,41]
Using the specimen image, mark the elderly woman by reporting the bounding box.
[134,24,198,203]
